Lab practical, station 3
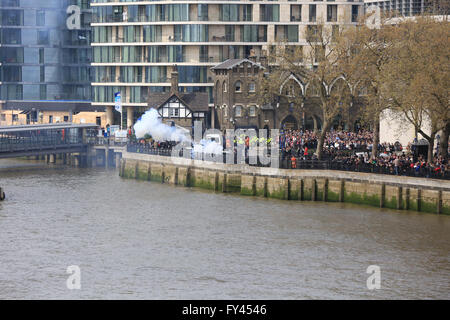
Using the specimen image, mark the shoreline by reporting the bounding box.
[119,152,450,215]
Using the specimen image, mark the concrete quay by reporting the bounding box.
[120,152,450,215]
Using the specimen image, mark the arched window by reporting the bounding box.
[248,82,256,92]
[285,84,295,96]
[249,105,256,117]
[235,81,242,92]
[223,81,227,92]
[308,84,320,97]
[223,104,228,117]
[215,81,219,100]
[358,86,367,96]
[235,105,242,117]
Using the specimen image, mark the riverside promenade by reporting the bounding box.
[120,151,450,215]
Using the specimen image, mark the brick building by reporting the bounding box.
[211,57,363,132]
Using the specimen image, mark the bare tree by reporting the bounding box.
[384,16,450,161]
[339,14,397,160]
[258,22,354,160]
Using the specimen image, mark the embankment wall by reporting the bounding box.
[120,152,450,214]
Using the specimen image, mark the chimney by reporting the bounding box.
[170,65,179,93]
[248,48,257,63]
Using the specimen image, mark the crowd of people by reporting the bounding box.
[126,127,449,178]
[279,129,448,178]
[280,129,405,158]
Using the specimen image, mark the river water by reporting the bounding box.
[0,158,449,299]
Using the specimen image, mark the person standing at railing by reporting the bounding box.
[393,156,400,175]
[291,155,297,169]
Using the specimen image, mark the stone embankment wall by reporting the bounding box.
[120,152,450,215]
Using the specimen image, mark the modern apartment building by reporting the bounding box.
[90,0,364,128]
[0,0,96,126]
[364,0,449,16]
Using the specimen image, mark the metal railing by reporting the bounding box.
[280,158,450,180]
[125,143,449,180]
[87,136,128,147]
[127,144,173,156]
[0,133,83,153]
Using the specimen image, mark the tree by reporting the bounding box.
[384,16,450,161]
[257,44,307,122]
[338,14,397,160]
[303,23,353,160]
[258,22,353,160]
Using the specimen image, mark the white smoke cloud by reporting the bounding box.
[202,140,223,155]
[133,108,189,142]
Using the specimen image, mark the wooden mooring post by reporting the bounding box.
[0,187,5,201]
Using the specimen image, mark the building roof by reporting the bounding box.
[3,100,99,113]
[211,58,265,71]
[147,91,210,112]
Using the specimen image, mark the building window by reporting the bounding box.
[64,116,69,122]
[307,25,319,42]
[200,45,209,62]
[260,5,280,22]
[198,4,208,21]
[3,0,19,6]
[40,84,46,100]
[223,105,228,117]
[3,66,22,82]
[352,5,359,23]
[225,25,235,41]
[36,10,45,26]
[290,5,302,22]
[249,105,256,117]
[220,4,240,21]
[3,28,21,44]
[358,86,368,96]
[235,105,242,117]
[332,25,339,41]
[223,81,227,92]
[48,115,53,123]
[327,5,337,22]
[3,9,23,26]
[287,25,299,42]
[309,4,316,22]
[249,82,256,92]
[169,108,179,117]
[285,84,296,96]
[243,4,253,21]
[309,84,320,97]
[235,81,242,92]
[37,30,49,45]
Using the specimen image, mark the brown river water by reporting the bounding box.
[0,158,449,299]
